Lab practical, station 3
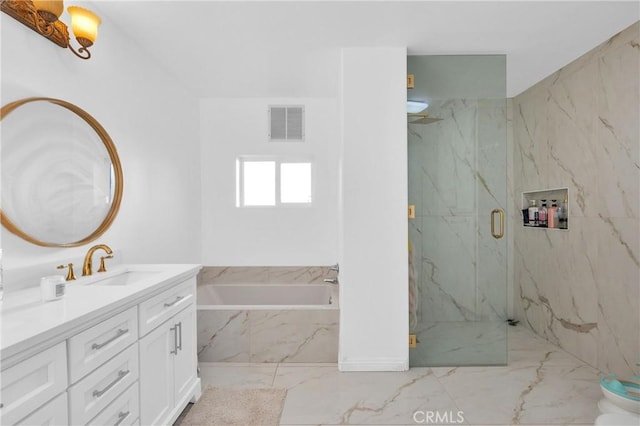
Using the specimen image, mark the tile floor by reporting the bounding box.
[189,326,604,425]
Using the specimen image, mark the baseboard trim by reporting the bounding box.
[339,358,408,372]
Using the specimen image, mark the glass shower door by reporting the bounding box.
[407,55,508,366]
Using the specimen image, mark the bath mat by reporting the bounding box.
[178,386,287,426]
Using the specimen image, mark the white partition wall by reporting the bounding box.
[338,47,408,371]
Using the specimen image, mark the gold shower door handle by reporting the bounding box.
[491,209,504,239]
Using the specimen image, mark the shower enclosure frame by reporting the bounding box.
[407,55,509,367]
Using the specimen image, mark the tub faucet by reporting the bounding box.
[324,278,338,284]
[328,263,339,273]
[82,244,113,276]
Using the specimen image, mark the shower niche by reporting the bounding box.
[521,188,569,230]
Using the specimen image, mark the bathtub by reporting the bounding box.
[197,283,339,363]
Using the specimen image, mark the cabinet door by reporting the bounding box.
[173,307,197,404]
[139,323,174,426]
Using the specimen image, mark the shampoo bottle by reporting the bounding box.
[528,200,538,226]
[539,200,548,227]
[559,198,568,229]
[548,200,558,228]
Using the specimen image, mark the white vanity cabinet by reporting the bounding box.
[139,279,197,426]
[0,264,201,426]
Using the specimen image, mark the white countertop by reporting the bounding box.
[0,263,201,363]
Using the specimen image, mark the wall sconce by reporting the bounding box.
[1,0,101,59]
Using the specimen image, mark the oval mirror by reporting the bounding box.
[1,97,123,247]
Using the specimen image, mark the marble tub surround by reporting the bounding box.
[513,21,639,376]
[196,271,340,363]
[196,326,603,425]
[197,309,339,363]
[199,266,336,285]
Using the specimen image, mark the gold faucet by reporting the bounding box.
[82,244,113,276]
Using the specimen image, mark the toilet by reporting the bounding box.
[594,374,640,426]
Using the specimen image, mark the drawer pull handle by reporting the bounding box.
[164,295,184,308]
[92,328,128,350]
[93,369,129,398]
[114,410,130,426]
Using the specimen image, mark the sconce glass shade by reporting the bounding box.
[67,6,101,44]
[407,101,429,114]
[32,0,64,21]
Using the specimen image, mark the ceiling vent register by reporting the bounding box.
[269,105,304,142]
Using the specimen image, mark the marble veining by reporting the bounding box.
[513,21,639,377]
[199,266,334,285]
[194,327,603,425]
[511,351,551,424]
[197,308,338,363]
[409,98,509,332]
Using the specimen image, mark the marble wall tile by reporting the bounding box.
[197,308,339,363]
[596,34,640,220]
[197,310,250,362]
[515,218,600,367]
[477,213,508,321]
[589,216,639,376]
[267,267,332,284]
[546,60,598,217]
[477,102,508,212]
[249,310,339,363]
[410,96,510,331]
[199,266,270,284]
[420,216,477,322]
[513,21,640,377]
[513,89,549,191]
[415,99,478,216]
[521,21,639,102]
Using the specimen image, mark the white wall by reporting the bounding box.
[200,98,339,266]
[339,48,409,371]
[1,9,201,273]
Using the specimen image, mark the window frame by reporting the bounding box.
[236,156,314,208]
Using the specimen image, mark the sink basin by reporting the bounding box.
[90,270,160,286]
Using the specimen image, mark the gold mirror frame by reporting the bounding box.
[0,97,123,247]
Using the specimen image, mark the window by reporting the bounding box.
[236,157,312,207]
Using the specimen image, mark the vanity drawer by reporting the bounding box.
[0,342,67,426]
[69,343,139,425]
[69,306,138,383]
[88,381,139,426]
[138,278,195,336]
[14,392,68,426]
